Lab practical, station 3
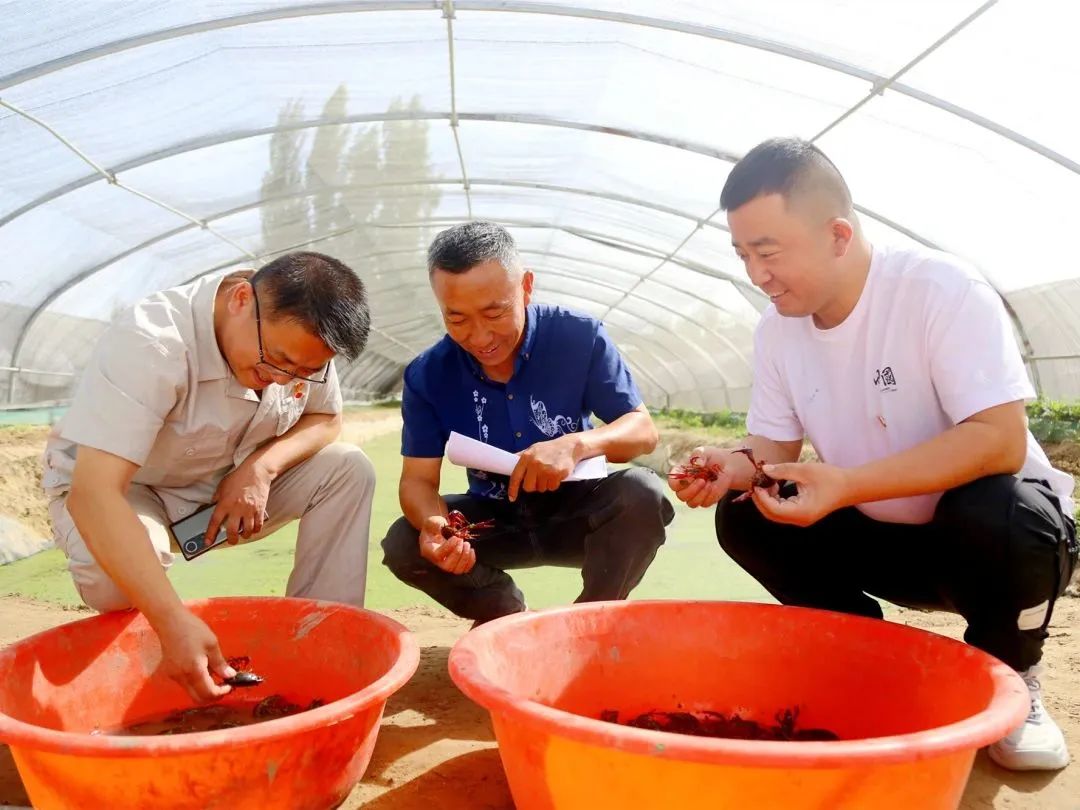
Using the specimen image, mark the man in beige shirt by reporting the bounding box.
[42,251,375,703]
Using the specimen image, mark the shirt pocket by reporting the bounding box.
[147,424,237,485]
[180,424,235,460]
[275,393,305,437]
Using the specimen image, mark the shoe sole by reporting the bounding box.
[987,741,1071,771]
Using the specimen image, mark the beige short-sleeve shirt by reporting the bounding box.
[42,272,343,521]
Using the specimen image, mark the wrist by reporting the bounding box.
[146,599,189,637]
[565,431,589,463]
[723,448,756,489]
[836,466,862,508]
[250,453,279,480]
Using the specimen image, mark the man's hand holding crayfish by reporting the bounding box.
[667,440,855,527]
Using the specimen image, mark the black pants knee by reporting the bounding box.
[716,475,1077,671]
[382,468,674,623]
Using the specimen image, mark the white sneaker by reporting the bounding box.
[988,664,1070,771]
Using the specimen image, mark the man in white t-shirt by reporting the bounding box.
[671,137,1078,772]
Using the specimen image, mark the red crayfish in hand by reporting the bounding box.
[440,510,496,541]
[731,448,778,502]
[667,455,723,484]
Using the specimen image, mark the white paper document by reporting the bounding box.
[446,431,608,481]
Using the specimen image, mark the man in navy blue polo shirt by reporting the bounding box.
[381,221,675,624]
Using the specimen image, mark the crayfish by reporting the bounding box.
[667,455,723,483]
[222,655,264,687]
[731,447,777,502]
[441,510,496,541]
[253,694,325,719]
[601,706,839,741]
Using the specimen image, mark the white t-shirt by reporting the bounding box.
[747,243,1075,524]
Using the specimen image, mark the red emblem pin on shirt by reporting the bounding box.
[293,382,306,399]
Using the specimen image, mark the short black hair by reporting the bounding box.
[720,137,852,214]
[427,221,521,275]
[251,251,370,361]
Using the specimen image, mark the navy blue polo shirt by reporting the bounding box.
[401,304,642,500]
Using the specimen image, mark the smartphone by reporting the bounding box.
[171,504,228,561]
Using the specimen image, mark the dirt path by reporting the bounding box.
[1,597,1075,809]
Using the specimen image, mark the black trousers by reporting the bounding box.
[381,467,675,623]
[716,474,1078,671]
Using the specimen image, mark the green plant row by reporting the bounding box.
[652,400,1080,445]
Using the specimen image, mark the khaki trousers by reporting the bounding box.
[49,443,375,611]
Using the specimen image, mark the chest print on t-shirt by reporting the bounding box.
[873,366,898,393]
[530,396,579,438]
[472,390,490,442]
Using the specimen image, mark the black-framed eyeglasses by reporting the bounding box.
[251,284,330,384]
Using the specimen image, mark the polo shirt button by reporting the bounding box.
[177,507,188,516]
[515,432,522,438]
[508,393,514,400]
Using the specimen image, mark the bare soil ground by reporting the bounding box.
[0,426,51,539]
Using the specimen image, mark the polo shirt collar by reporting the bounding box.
[193,274,231,383]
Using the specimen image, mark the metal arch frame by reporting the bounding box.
[197,213,757,293]
[368,279,717,401]
[586,327,675,402]
[579,321,685,402]
[0,109,978,251]
[441,0,474,220]
[536,286,731,407]
[0,3,1051,395]
[515,248,760,322]
[529,265,751,370]
[613,352,671,407]
[160,209,759,371]
[335,311,679,403]
[270,237,761,328]
[356,236,758,340]
[595,321,719,408]
[0,111,763,369]
[533,275,742,409]
[336,289,682,400]
[232,211,755,296]
[167,221,708,398]
[368,258,754,380]
[596,1,1001,324]
[0,1,1074,177]
[0,105,948,358]
[8,180,1036,399]
[528,286,714,387]
[0,104,1009,318]
[297,186,761,305]
[597,200,720,323]
[339,240,756,318]
[809,0,998,143]
[533,271,743,403]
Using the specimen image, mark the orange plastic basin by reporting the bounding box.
[449,600,1028,810]
[0,596,419,810]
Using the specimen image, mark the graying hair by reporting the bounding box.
[427,221,521,276]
